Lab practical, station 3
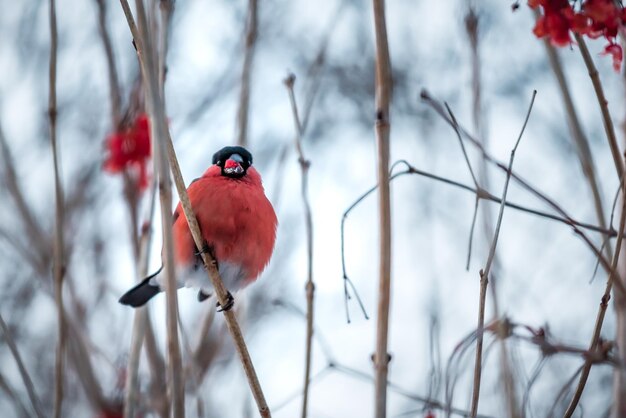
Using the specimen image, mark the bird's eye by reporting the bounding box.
[216,160,221,165]
[247,160,251,165]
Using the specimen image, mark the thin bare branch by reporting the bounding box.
[283,73,316,418]
[563,170,626,417]
[0,313,45,418]
[48,0,66,416]
[0,113,48,264]
[466,196,479,271]
[371,0,393,416]
[445,102,479,188]
[236,0,258,147]
[127,0,185,415]
[575,34,624,178]
[0,372,31,418]
[95,0,122,128]
[541,20,609,248]
[333,363,494,418]
[470,90,536,418]
[340,159,622,319]
[123,182,158,418]
[420,90,621,287]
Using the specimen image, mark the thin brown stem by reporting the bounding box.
[0,371,31,418]
[542,24,609,248]
[95,0,122,128]
[0,313,45,418]
[575,34,624,178]
[563,172,626,418]
[470,90,536,418]
[48,0,66,416]
[0,102,47,264]
[465,10,519,416]
[420,91,623,291]
[132,0,185,415]
[371,0,393,416]
[283,74,316,418]
[120,1,271,415]
[236,0,258,147]
[123,182,158,418]
[158,0,172,93]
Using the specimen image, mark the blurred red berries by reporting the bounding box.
[103,113,151,191]
[529,0,626,71]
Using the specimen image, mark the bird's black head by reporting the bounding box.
[212,146,253,179]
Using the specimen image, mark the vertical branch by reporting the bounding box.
[283,74,315,418]
[465,8,519,418]
[572,32,626,418]
[236,0,258,147]
[575,34,624,178]
[542,30,609,241]
[563,170,626,418]
[123,185,158,418]
[48,1,66,417]
[134,0,185,415]
[120,1,271,416]
[158,0,173,92]
[95,0,122,129]
[470,91,536,418]
[0,314,45,418]
[371,0,393,417]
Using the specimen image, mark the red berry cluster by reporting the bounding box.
[529,0,626,71]
[103,113,151,191]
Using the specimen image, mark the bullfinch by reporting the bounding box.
[119,146,277,310]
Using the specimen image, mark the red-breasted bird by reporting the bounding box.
[119,146,277,309]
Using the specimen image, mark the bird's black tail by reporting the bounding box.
[119,266,163,307]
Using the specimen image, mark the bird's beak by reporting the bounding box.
[224,154,244,175]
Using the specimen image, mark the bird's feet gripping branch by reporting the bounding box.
[118,145,278,311]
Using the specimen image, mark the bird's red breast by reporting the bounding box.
[171,164,277,287]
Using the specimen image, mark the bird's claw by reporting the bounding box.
[216,292,234,312]
[194,241,213,257]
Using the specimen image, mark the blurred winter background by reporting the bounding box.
[0,0,624,417]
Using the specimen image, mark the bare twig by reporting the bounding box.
[550,365,585,418]
[564,31,626,418]
[123,182,158,418]
[541,23,609,249]
[332,363,494,418]
[270,1,345,208]
[470,90,536,418]
[445,102,479,188]
[0,313,45,418]
[0,114,47,263]
[445,99,480,271]
[563,170,626,417]
[120,2,271,416]
[420,90,621,287]
[340,160,621,311]
[465,11,518,415]
[371,0,393,416]
[48,0,66,416]
[273,301,487,418]
[0,372,31,418]
[283,74,316,418]
[95,0,122,128]
[127,0,185,415]
[158,0,173,93]
[575,34,624,178]
[236,0,258,147]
